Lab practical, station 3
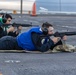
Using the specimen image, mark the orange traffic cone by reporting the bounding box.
[31,2,36,16]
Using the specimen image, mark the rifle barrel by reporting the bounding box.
[2,23,39,27]
[41,31,76,37]
[57,32,76,36]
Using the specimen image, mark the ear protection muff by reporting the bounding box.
[0,18,6,24]
[42,27,48,35]
[1,13,7,23]
[2,18,7,23]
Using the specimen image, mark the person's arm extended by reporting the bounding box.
[31,32,54,52]
[8,31,18,37]
[7,26,22,37]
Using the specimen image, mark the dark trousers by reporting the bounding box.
[0,36,23,50]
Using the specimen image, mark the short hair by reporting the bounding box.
[2,13,12,19]
[42,22,53,28]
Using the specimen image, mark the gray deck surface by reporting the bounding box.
[0,53,76,75]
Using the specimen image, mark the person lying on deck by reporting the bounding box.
[0,13,22,38]
[0,22,67,52]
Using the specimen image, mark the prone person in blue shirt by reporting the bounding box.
[0,22,67,52]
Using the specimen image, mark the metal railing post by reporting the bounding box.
[20,0,23,14]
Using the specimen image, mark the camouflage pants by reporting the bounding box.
[51,44,76,53]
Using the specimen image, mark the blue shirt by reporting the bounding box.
[17,27,43,50]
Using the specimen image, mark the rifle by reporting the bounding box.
[2,23,39,27]
[41,31,76,38]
